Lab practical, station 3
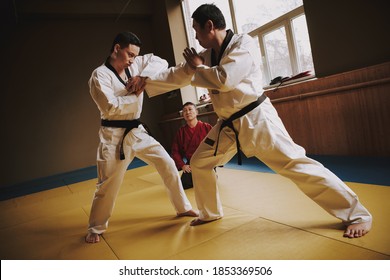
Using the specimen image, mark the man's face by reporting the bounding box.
[116,44,140,68]
[192,20,212,49]
[182,104,197,122]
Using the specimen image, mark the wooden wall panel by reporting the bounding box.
[268,62,390,156]
[159,62,390,156]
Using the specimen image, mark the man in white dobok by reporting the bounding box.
[129,4,372,238]
[86,31,197,243]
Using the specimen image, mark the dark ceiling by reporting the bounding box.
[5,0,155,22]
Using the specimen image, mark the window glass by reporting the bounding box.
[181,0,314,92]
[233,0,303,33]
[292,14,315,74]
[263,26,292,79]
[252,35,265,81]
[183,0,233,52]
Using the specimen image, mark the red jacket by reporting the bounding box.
[171,120,212,170]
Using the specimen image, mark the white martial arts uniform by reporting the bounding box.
[88,54,192,234]
[145,33,372,224]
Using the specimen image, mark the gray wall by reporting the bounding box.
[0,1,172,187]
[304,0,390,77]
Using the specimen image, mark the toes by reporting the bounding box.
[343,229,352,238]
[190,218,204,226]
[344,222,371,238]
[190,218,216,226]
[85,233,100,243]
[177,210,199,217]
[355,229,365,237]
[343,232,353,238]
[343,228,357,238]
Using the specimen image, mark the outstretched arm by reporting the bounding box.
[127,48,205,98]
[141,48,204,97]
[126,53,168,96]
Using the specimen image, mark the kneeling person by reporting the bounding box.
[171,102,212,189]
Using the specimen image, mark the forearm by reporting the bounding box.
[90,78,140,117]
[144,63,195,97]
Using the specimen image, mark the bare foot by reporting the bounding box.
[190,218,219,226]
[85,232,100,243]
[343,221,372,238]
[177,209,199,217]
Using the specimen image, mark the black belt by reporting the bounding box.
[101,119,141,160]
[214,94,267,165]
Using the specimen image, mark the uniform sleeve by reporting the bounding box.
[191,36,255,92]
[89,70,139,117]
[171,128,186,170]
[144,62,195,97]
[133,53,169,77]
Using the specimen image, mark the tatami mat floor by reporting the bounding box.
[0,165,389,260]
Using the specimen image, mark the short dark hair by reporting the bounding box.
[182,102,196,109]
[110,31,142,53]
[192,3,226,29]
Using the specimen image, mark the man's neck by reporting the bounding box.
[212,29,227,56]
[109,56,125,74]
[187,118,198,128]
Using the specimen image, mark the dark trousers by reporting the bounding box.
[181,172,193,189]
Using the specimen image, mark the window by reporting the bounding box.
[250,6,314,86]
[233,0,303,33]
[263,25,292,81]
[182,0,234,53]
[181,0,314,94]
[292,14,314,75]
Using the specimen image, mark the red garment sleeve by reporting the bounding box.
[205,122,212,133]
[171,127,186,170]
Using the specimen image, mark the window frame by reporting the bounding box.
[180,1,313,93]
[248,6,310,86]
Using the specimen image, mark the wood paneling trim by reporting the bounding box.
[267,62,390,156]
[271,77,390,104]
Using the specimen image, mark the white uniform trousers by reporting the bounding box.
[88,126,192,234]
[191,98,372,224]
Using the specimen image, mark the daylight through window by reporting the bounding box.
[181,0,314,93]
